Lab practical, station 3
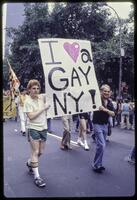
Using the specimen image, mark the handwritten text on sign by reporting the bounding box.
[38,38,101,118]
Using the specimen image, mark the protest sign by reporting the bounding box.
[38,38,101,118]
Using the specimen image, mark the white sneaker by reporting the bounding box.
[84,141,89,151]
[77,138,84,147]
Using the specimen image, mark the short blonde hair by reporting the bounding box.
[100,84,111,91]
[27,79,41,91]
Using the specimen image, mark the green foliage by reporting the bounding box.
[3,2,134,97]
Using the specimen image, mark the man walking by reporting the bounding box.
[92,84,115,173]
[24,79,50,187]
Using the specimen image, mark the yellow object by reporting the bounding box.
[3,96,16,118]
[19,94,26,107]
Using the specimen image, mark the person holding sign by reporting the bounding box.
[92,84,115,173]
[24,79,50,188]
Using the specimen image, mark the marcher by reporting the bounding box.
[121,99,130,129]
[77,112,90,150]
[92,84,115,173]
[60,115,72,150]
[24,79,50,188]
[18,89,28,136]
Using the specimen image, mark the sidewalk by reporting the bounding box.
[3,118,135,197]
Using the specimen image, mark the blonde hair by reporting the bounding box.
[100,84,111,91]
[27,79,41,91]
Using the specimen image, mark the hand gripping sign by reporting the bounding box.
[38,38,101,118]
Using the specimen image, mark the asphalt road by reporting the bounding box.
[3,118,135,198]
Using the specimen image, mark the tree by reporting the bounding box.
[5,3,50,90]
[3,2,133,98]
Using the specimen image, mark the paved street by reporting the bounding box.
[3,118,135,198]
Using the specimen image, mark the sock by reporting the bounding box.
[27,158,31,166]
[84,140,88,146]
[31,161,40,179]
[32,167,40,179]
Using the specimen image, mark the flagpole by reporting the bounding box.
[7,58,12,70]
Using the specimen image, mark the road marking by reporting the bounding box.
[47,132,79,147]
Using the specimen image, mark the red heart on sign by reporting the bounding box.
[63,42,80,63]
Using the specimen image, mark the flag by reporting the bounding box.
[7,59,20,99]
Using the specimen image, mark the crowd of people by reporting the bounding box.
[3,80,135,188]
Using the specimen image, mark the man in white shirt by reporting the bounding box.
[24,79,50,188]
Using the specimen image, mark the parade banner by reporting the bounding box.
[3,96,16,119]
[38,38,101,118]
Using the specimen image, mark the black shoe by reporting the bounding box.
[34,177,46,188]
[99,166,105,170]
[65,145,72,150]
[93,167,103,173]
[22,132,26,136]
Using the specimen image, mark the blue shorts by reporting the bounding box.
[28,129,48,142]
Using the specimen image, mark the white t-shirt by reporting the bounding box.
[112,101,117,110]
[24,94,48,131]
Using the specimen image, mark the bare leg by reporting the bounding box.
[79,119,89,150]
[38,140,46,157]
[29,139,40,179]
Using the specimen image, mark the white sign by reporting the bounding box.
[38,38,101,118]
